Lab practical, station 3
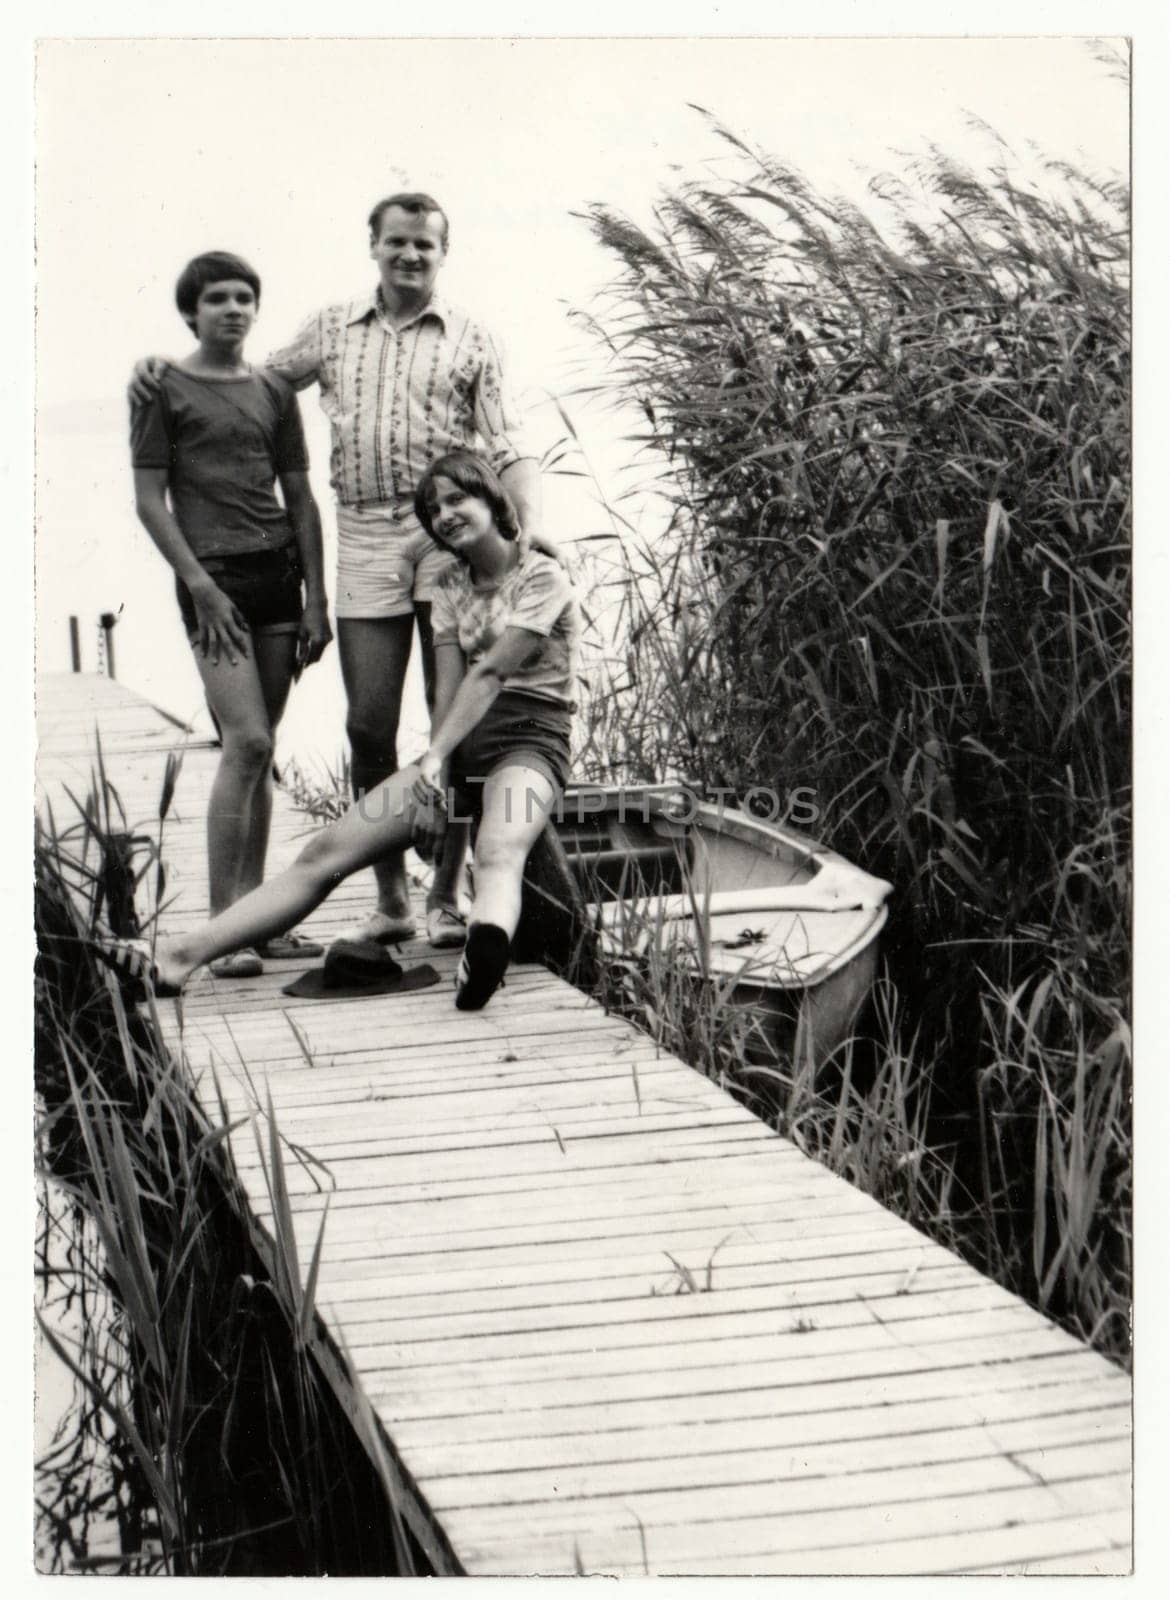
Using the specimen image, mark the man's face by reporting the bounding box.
[369,207,447,299]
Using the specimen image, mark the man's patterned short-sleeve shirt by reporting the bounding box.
[264,289,534,510]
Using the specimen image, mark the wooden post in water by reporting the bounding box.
[99,613,117,680]
[69,615,80,673]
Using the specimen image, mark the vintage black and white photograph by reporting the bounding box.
[28,13,1139,1580]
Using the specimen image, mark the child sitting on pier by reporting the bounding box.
[130,251,333,978]
[104,450,579,1012]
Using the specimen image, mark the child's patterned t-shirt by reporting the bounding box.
[430,546,580,709]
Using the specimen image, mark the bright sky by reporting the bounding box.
[37,34,1128,411]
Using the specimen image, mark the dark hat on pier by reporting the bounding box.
[282,937,440,1000]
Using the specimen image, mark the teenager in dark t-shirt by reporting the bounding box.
[130,251,333,977]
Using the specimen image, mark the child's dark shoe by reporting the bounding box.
[454,922,510,1011]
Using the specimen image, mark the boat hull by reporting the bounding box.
[517,783,892,1069]
[712,939,882,1071]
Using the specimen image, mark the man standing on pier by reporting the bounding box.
[133,192,549,950]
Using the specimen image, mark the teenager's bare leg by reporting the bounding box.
[234,630,297,898]
[337,615,415,923]
[415,600,469,913]
[469,764,557,937]
[158,767,424,986]
[192,647,278,916]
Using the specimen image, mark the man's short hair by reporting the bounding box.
[175,251,261,328]
[368,192,449,249]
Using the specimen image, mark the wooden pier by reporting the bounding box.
[36,672,1133,1576]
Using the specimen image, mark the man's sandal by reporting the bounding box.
[256,930,325,960]
[426,904,467,949]
[209,948,264,979]
[332,910,416,946]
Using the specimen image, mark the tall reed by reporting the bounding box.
[35,768,419,1574]
[569,102,1130,1362]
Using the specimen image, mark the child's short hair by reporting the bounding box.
[414,450,521,546]
[175,252,261,330]
[368,192,450,249]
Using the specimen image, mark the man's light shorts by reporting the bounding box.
[335,503,456,620]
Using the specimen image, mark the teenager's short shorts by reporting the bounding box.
[449,690,573,821]
[335,503,457,619]
[177,543,303,641]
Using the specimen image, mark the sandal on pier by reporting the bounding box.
[209,948,264,979]
[426,903,467,949]
[256,930,325,960]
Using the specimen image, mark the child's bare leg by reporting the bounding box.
[158,767,422,985]
[469,765,557,937]
[193,649,275,915]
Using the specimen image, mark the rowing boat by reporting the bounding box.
[517,783,893,1069]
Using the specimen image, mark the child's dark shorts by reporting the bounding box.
[177,544,304,642]
[449,690,572,822]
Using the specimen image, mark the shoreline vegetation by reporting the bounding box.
[563,112,1130,1366]
[34,766,421,1575]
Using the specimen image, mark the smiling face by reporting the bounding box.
[369,205,447,302]
[425,475,498,553]
[192,278,258,350]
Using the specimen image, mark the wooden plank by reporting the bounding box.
[465,1482,1133,1576]
[284,1191,905,1260]
[296,1234,955,1311]
[365,1329,1097,1421]
[969,1544,1131,1576]
[406,1379,1128,1478]
[414,1406,1130,1514]
[226,1104,761,1171]
[241,1152,878,1221]
[302,1210,912,1286]
[305,1264,1011,1349]
[347,1295,1064,1377]
[200,1047,702,1101]
[308,1224,973,1302]
[223,1091,789,1152]
[232,1238,1005,1319]
[287,1181,880,1240]
[652,1507,1134,1576]
[393,1360,1127,1470]
[271,1168,871,1244]
[229,1126,787,1203]
[435,1431,1130,1545]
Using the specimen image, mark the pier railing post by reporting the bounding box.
[99,612,117,679]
